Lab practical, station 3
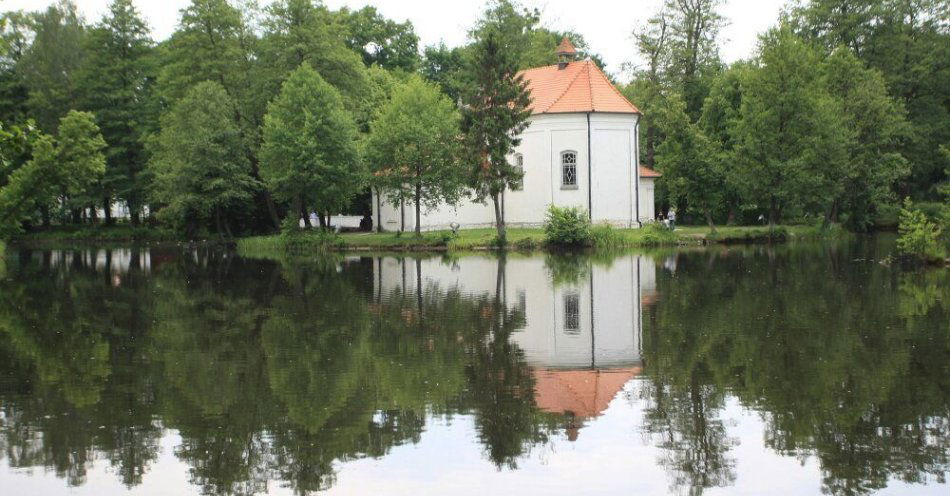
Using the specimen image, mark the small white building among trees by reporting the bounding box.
[373,39,659,232]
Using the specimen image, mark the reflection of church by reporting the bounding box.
[372,254,657,439]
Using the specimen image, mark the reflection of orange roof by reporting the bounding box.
[519,60,640,115]
[533,367,640,418]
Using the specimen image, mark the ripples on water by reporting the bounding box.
[0,238,946,495]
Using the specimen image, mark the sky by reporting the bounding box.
[2,0,789,77]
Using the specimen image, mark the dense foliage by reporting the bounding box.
[622,0,946,232]
[542,205,592,247]
[365,75,464,236]
[0,0,945,239]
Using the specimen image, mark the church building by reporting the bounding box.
[373,38,659,232]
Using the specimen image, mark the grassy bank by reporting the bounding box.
[13,225,179,244]
[237,224,829,256]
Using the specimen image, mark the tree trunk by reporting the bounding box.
[264,190,280,231]
[704,208,717,234]
[299,198,311,229]
[318,212,327,229]
[768,196,779,231]
[374,187,383,233]
[414,182,422,237]
[128,197,140,226]
[89,205,98,224]
[214,207,223,238]
[821,199,838,232]
[103,197,113,225]
[491,192,506,245]
[41,206,50,228]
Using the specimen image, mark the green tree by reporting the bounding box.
[821,48,909,229]
[699,61,753,224]
[733,26,850,227]
[421,42,466,102]
[77,0,156,225]
[336,5,420,71]
[148,81,258,238]
[257,0,376,131]
[260,64,362,228]
[655,93,722,231]
[663,0,726,118]
[460,29,532,244]
[366,76,464,236]
[159,0,279,232]
[0,132,56,236]
[17,0,85,133]
[0,11,33,124]
[55,110,107,221]
[789,0,950,200]
[471,0,604,70]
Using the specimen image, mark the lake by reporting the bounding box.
[0,237,946,495]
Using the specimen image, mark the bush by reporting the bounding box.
[438,231,457,246]
[512,237,538,250]
[543,205,591,247]
[590,223,622,249]
[897,199,945,262]
[636,222,679,245]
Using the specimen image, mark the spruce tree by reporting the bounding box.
[461,28,532,244]
[78,0,156,225]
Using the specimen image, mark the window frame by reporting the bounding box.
[563,291,580,334]
[560,150,578,190]
[511,153,524,191]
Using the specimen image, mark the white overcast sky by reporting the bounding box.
[2,0,788,77]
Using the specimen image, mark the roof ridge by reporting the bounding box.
[518,63,561,75]
[586,61,594,112]
[589,61,640,113]
[542,62,590,113]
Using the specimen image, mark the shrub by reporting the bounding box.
[897,199,945,261]
[636,222,679,245]
[590,223,622,249]
[543,205,591,247]
[438,231,457,246]
[512,237,538,250]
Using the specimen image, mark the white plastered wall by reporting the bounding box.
[372,112,648,231]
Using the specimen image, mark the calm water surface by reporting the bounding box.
[0,238,946,495]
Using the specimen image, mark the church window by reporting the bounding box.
[564,291,580,334]
[512,153,524,191]
[561,151,577,188]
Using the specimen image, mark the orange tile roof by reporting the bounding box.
[639,165,661,178]
[556,37,577,55]
[519,60,640,115]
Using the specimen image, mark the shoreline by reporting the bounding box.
[5,225,848,254]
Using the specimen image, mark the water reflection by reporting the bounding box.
[0,241,946,495]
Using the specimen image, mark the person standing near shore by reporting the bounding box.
[668,209,676,230]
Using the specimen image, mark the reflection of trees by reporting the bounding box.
[643,242,949,495]
[0,248,559,494]
[0,247,160,487]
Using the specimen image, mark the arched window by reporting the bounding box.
[512,153,524,191]
[561,150,578,189]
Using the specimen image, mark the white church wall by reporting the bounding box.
[640,177,657,222]
[590,113,639,226]
[372,112,650,232]
[372,254,657,369]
